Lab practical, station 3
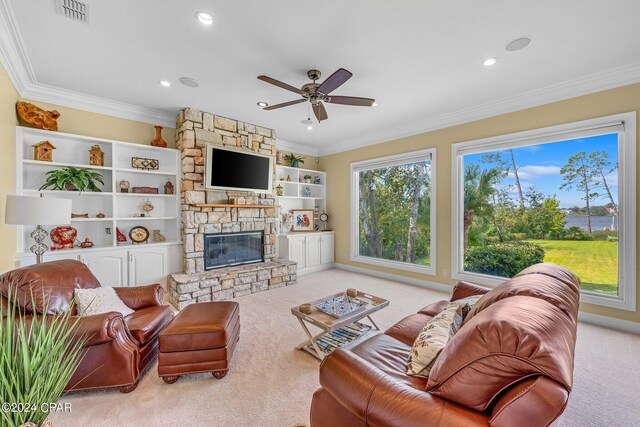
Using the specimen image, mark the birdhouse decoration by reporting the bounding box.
[89,145,105,166]
[33,141,56,162]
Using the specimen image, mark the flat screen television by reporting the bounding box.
[205,145,273,193]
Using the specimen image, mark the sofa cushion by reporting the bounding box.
[464,263,580,325]
[0,259,100,315]
[75,287,134,317]
[426,295,577,412]
[407,300,471,378]
[125,305,174,345]
[351,333,428,391]
[385,313,432,347]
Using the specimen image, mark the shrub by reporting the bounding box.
[591,229,618,241]
[464,241,545,279]
[560,226,592,241]
[606,235,619,242]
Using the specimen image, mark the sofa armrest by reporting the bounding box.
[450,281,491,302]
[21,311,125,347]
[319,349,488,426]
[115,283,164,310]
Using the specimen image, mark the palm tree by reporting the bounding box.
[463,164,500,249]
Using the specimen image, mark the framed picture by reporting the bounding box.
[291,209,315,232]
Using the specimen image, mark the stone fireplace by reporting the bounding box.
[204,231,264,270]
[168,108,296,310]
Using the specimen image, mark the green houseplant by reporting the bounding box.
[303,174,312,183]
[284,153,305,168]
[39,167,104,192]
[0,288,87,427]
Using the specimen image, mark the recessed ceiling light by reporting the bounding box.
[306,125,313,130]
[159,80,171,87]
[257,101,268,108]
[506,36,532,52]
[179,77,199,88]
[195,11,213,25]
[483,57,497,67]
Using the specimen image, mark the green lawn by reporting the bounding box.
[528,240,618,295]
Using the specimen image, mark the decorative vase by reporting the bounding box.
[276,184,284,196]
[150,125,167,148]
[64,182,78,191]
[50,226,77,250]
[290,159,299,168]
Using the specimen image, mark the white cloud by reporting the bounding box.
[512,165,561,180]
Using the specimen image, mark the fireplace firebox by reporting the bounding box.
[204,231,264,270]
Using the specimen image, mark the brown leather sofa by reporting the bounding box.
[0,259,173,393]
[310,263,580,427]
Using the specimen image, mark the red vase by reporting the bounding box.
[50,226,77,250]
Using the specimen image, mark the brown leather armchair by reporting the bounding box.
[310,263,581,426]
[0,259,173,393]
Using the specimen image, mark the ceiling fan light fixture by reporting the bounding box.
[483,57,497,67]
[372,101,378,107]
[257,101,268,108]
[195,11,214,25]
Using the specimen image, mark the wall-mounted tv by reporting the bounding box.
[205,145,273,193]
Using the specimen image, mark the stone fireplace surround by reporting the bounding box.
[168,108,297,310]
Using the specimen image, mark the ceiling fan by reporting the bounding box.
[257,68,376,122]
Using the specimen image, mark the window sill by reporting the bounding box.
[351,255,435,276]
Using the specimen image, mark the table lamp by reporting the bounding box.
[5,195,73,263]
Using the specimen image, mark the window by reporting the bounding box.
[351,149,436,274]
[452,113,636,311]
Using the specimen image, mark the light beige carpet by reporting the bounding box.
[49,269,640,427]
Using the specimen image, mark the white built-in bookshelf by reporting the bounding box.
[275,165,326,221]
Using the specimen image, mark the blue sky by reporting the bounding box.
[465,133,619,208]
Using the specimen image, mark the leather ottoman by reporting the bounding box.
[158,301,240,383]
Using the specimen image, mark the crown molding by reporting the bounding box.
[275,138,319,156]
[318,61,640,156]
[0,0,175,127]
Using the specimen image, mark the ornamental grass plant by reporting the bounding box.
[0,287,87,427]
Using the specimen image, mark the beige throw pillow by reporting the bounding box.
[407,296,480,378]
[75,287,134,317]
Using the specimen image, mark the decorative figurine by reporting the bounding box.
[164,180,174,195]
[150,125,168,148]
[286,175,292,182]
[119,180,130,193]
[275,151,285,165]
[303,186,312,198]
[89,145,105,166]
[153,230,166,243]
[33,141,56,162]
[116,227,127,244]
[96,213,106,218]
[276,184,284,196]
[79,238,94,248]
[142,199,155,216]
[16,101,60,131]
[313,175,321,184]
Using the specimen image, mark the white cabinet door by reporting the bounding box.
[129,247,167,286]
[80,252,128,287]
[17,252,80,268]
[320,233,335,264]
[305,235,322,267]
[288,237,306,268]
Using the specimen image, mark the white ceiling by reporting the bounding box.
[3,0,640,155]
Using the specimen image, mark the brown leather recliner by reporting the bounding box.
[310,263,581,427]
[0,259,174,393]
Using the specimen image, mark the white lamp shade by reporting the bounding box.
[5,195,72,225]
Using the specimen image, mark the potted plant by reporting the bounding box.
[284,153,305,168]
[1,288,87,427]
[39,167,104,192]
[303,174,312,183]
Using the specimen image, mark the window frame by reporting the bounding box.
[350,148,437,275]
[451,112,636,311]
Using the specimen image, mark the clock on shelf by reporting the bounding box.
[129,226,150,244]
[319,211,330,231]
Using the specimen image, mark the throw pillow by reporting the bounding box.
[75,287,134,317]
[407,299,474,378]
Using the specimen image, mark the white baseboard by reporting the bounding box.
[578,312,640,335]
[335,263,640,335]
[298,263,335,276]
[334,263,453,294]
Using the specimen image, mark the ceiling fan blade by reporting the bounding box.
[263,99,306,110]
[313,102,328,122]
[326,95,376,107]
[317,68,353,95]
[258,75,303,94]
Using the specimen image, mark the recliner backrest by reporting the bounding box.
[0,259,101,315]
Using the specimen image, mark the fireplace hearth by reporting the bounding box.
[204,231,264,270]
